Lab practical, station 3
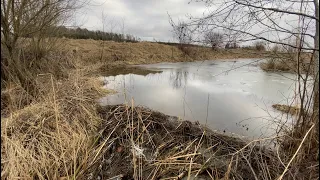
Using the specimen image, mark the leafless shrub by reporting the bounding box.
[1,0,84,95]
[204,31,224,50]
[225,41,239,49]
[169,19,193,55]
[254,41,266,51]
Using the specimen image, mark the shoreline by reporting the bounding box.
[2,38,316,179]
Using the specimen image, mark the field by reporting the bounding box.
[64,38,266,64]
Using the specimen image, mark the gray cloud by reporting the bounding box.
[72,0,314,47]
[74,0,208,42]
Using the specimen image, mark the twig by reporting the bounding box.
[224,155,234,180]
[277,123,315,180]
[187,146,197,180]
[206,169,215,180]
[177,170,187,179]
[166,153,201,160]
[91,120,121,164]
[106,174,124,180]
[276,145,286,168]
[241,152,258,180]
[232,135,282,155]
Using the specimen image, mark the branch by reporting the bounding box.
[277,124,315,180]
[253,6,315,38]
[207,23,319,51]
[234,0,319,22]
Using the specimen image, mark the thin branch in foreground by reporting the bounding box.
[277,123,315,180]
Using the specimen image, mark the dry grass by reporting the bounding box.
[1,70,108,179]
[276,117,319,180]
[1,42,110,179]
[260,58,292,72]
[259,52,313,73]
[63,38,266,65]
[1,37,318,180]
[272,104,301,116]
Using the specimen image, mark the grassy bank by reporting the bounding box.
[64,38,266,65]
[259,52,314,74]
[1,38,318,179]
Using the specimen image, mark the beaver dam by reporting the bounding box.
[89,104,283,180]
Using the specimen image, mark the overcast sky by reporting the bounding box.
[72,0,315,48]
[73,0,208,42]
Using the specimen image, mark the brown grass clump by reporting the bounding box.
[272,104,301,116]
[260,58,293,72]
[1,72,106,179]
[259,52,313,73]
[1,82,32,116]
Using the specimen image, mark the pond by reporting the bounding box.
[99,59,302,139]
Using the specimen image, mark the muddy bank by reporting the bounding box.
[98,63,162,76]
[86,104,283,180]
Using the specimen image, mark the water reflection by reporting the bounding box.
[169,69,189,89]
[99,59,308,139]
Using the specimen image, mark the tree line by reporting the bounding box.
[42,26,139,43]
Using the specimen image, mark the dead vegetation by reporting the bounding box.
[259,51,313,74]
[0,37,318,179]
[1,0,318,179]
[1,38,74,114]
[1,36,318,179]
[272,104,301,116]
[87,104,285,180]
[1,72,106,179]
[63,38,265,65]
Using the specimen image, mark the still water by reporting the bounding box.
[99,59,301,139]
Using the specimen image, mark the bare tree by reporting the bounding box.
[100,11,107,60]
[1,0,84,94]
[1,0,82,58]
[170,20,192,50]
[204,31,224,50]
[121,17,125,41]
[108,16,117,41]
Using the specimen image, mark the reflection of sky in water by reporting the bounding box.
[99,59,313,139]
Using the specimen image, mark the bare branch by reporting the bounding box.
[234,0,319,22]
